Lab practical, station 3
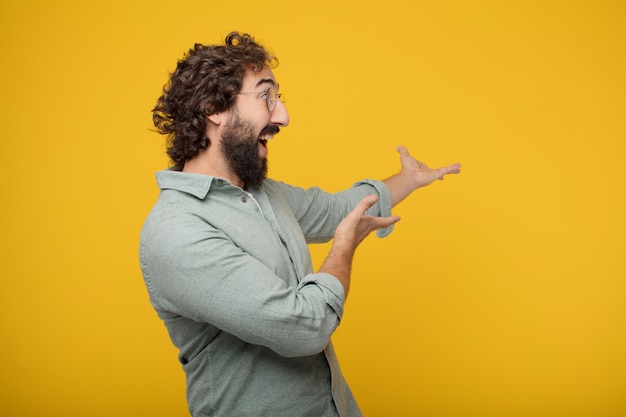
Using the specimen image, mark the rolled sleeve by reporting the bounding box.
[298,272,345,321]
[353,179,394,237]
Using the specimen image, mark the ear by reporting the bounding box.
[207,110,227,126]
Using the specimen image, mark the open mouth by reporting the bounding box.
[258,126,280,146]
[258,134,272,147]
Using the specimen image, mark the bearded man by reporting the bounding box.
[140,31,460,417]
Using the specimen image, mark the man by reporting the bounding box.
[140,32,460,417]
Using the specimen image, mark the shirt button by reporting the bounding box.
[241,196,247,203]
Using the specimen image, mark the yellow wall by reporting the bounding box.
[2,0,624,416]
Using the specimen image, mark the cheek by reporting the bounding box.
[237,104,270,130]
[256,111,271,126]
[250,115,271,135]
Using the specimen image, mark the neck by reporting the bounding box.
[182,147,244,189]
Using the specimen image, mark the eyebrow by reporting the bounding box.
[255,78,278,89]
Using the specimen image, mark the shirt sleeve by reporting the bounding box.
[140,211,345,358]
[354,179,394,238]
[277,179,394,242]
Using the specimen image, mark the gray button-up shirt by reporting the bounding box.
[139,170,392,416]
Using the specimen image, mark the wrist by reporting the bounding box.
[319,241,355,297]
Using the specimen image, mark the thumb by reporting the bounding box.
[396,145,410,157]
[355,195,379,216]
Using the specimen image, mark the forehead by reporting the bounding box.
[241,66,278,91]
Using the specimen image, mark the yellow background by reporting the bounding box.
[1,0,624,416]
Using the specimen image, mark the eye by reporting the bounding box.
[266,89,277,105]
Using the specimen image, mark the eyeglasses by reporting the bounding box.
[238,87,285,112]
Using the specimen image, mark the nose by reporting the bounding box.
[270,99,289,127]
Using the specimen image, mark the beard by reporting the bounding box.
[220,114,268,188]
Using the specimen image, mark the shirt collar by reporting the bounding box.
[155,169,216,199]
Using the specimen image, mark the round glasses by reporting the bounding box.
[238,87,285,112]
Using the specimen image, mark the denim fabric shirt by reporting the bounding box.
[139,170,393,417]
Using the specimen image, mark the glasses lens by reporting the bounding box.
[266,88,277,111]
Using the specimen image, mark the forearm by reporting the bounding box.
[383,170,418,208]
[318,240,356,298]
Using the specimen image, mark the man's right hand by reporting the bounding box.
[334,195,401,251]
[318,195,401,297]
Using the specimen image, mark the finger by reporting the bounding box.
[353,194,379,216]
[396,145,410,157]
[372,215,401,229]
[438,163,462,177]
[448,163,462,172]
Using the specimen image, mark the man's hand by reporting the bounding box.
[319,195,401,297]
[333,195,401,251]
[385,146,461,207]
[396,145,461,188]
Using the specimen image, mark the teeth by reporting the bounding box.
[258,134,274,141]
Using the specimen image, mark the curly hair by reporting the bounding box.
[152,32,278,170]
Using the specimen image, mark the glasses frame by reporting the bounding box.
[238,87,284,112]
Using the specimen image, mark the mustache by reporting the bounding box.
[260,125,280,136]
